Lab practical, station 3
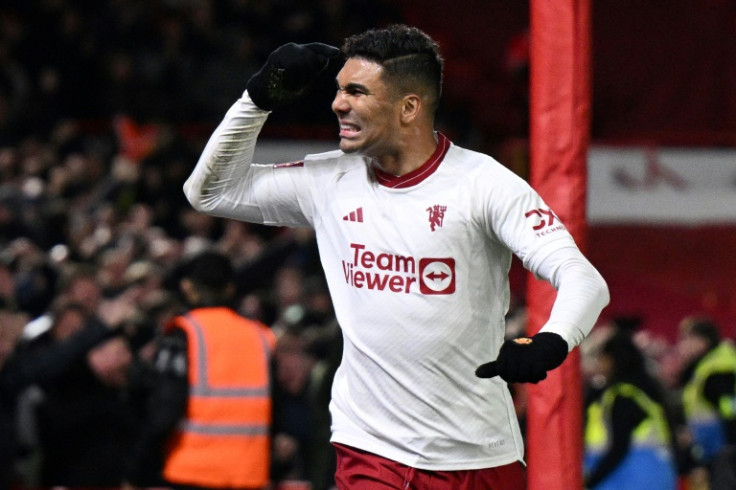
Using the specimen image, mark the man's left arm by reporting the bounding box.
[477,245,609,383]
[531,246,610,347]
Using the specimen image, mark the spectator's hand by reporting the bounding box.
[97,287,140,329]
[475,332,568,383]
[87,337,133,386]
[273,433,299,462]
[246,42,342,110]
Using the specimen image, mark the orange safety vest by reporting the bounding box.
[162,307,276,489]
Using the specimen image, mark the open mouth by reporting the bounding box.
[339,122,361,138]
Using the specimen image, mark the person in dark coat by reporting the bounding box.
[0,301,122,489]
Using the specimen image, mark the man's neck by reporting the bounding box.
[375,131,438,176]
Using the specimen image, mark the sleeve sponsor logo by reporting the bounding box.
[342,243,455,295]
[524,208,566,237]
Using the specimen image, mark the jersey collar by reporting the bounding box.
[372,133,451,189]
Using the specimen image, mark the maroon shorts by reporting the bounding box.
[333,443,526,490]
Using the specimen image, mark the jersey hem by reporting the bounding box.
[330,432,524,471]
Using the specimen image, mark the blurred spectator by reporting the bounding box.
[675,315,736,484]
[0,299,126,488]
[583,329,678,489]
[123,250,277,489]
[21,262,101,340]
[0,0,403,142]
[0,308,28,489]
[0,1,392,487]
[271,328,320,483]
[26,296,136,487]
[271,320,341,490]
[711,445,736,490]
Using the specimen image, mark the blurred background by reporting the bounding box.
[1,0,735,488]
[2,0,734,339]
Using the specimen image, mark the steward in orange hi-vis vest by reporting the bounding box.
[163,307,276,489]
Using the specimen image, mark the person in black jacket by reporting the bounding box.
[123,250,277,489]
[676,316,736,489]
[583,329,679,489]
[0,300,123,490]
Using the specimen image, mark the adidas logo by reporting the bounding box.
[343,207,364,222]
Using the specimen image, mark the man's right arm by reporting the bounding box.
[182,93,270,223]
[183,42,341,223]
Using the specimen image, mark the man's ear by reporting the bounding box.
[179,278,198,303]
[400,94,422,124]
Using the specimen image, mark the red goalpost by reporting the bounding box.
[526,1,591,489]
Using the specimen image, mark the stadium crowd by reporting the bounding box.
[0,1,395,488]
[1,1,735,490]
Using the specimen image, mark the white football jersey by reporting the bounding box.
[184,95,607,470]
[245,132,583,469]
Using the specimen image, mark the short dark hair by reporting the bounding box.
[683,316,721,349]
[182,251,234,291]
[343,24,444,113]
[601,330,646,380]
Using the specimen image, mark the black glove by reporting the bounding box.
[246,42,342,111]
[475,332,568,383]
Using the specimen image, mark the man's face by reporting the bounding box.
[332,57,401,157]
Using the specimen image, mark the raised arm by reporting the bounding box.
[182,94,270,222]
[183,43,341,222]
